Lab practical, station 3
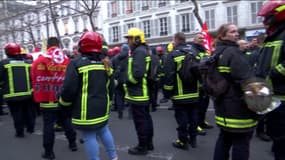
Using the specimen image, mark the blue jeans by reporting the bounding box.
[81,125,117,160]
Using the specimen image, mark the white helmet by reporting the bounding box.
[243,78,281,115]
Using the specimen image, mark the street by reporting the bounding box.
[0,101,273,160]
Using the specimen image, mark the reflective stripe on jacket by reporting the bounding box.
[0,58,32,101]
[59,54,111,130]
[214,40,257,132]
[123,45,150,105]
[163,43,199,104]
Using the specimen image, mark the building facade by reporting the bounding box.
[0,0,265,59]
[103,0,265,47]
[0,0,104,59]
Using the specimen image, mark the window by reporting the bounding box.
[205,9,215,30]
[181,13,195,32]
[180,0,189,2]
[141,1,150,10]
[82,16,88,31]
[111,1,118,17]
[112,26,119,42]
[143,20,151,38]
[158,0,167,7]
[64,20,69,35]
[251,2,263,24]
[127,23,134,29]
[159,17,168,36]
[123,23,134,35]
[227,6,238,25]
[73,17,79,33]
[126,0,133,14]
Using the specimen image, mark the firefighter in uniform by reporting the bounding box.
[123,28,154,155]
[164,32,200,150]
[112,45,129,119]
[156,46,168,106]
[212,24,257,160]
[0,43,36,137]
[256,1,285,159]
[59,31,118,160]
[189,33,213,136]
[31,37,77,160]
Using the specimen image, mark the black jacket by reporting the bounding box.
[256,24,285,139]
[124,44,150,106]
[214,40,257,133]
[188,42,209,60]
[163,43,199,105]
[112,47,128,85]
[59,54,111,130]
[0,56,32,101]
[256,24,285,97]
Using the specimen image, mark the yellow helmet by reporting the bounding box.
[124,28,145,44]
[167,43,173,52]
[20,48,27,54]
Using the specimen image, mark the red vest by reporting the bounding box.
[31,47,70,103]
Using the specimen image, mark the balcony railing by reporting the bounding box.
[126,9,133,14]
[142,6,149,10]
[160,31,168,36]
[111,13,117,17]
[158,2,166,7]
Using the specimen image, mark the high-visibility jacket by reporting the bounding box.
[214,40,257,132]
[123,44,151,106]
[163,43,200,104]
[59,54,112,130]
[256,24,285,139]
[31,46,69,109]
[0,57,32,101]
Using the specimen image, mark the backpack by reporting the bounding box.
[178,49,199,84]
[147,49,160,82]
[198,48,230,99]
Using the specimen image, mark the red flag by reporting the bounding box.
[201,22,214,54]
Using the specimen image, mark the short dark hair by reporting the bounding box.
[47,37,60,48]
[174,32,186,43]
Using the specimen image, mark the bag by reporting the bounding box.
[199,50,230,99]
[179,49,198,84]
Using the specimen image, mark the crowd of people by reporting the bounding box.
[0,1,285,160]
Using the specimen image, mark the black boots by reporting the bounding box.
[41,151,55,160]
[189,137,197,148]
[128,141,154,155]
[128,145,148,155]
[172,139,189,150]
[118,111,123,119]
[69,141,78,151]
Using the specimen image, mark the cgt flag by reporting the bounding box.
[201,22,214,54]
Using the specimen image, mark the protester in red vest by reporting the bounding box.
[31,37,77,160]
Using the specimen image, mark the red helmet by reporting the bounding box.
[26,54,33,60]
[113,46,121,55]
[156,46,164,53]
[258,1,285,26]
[79,31,102,53]
[107,48,114,57]
[4,43,21,56]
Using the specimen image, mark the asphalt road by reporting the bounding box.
[0,100,273,160]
